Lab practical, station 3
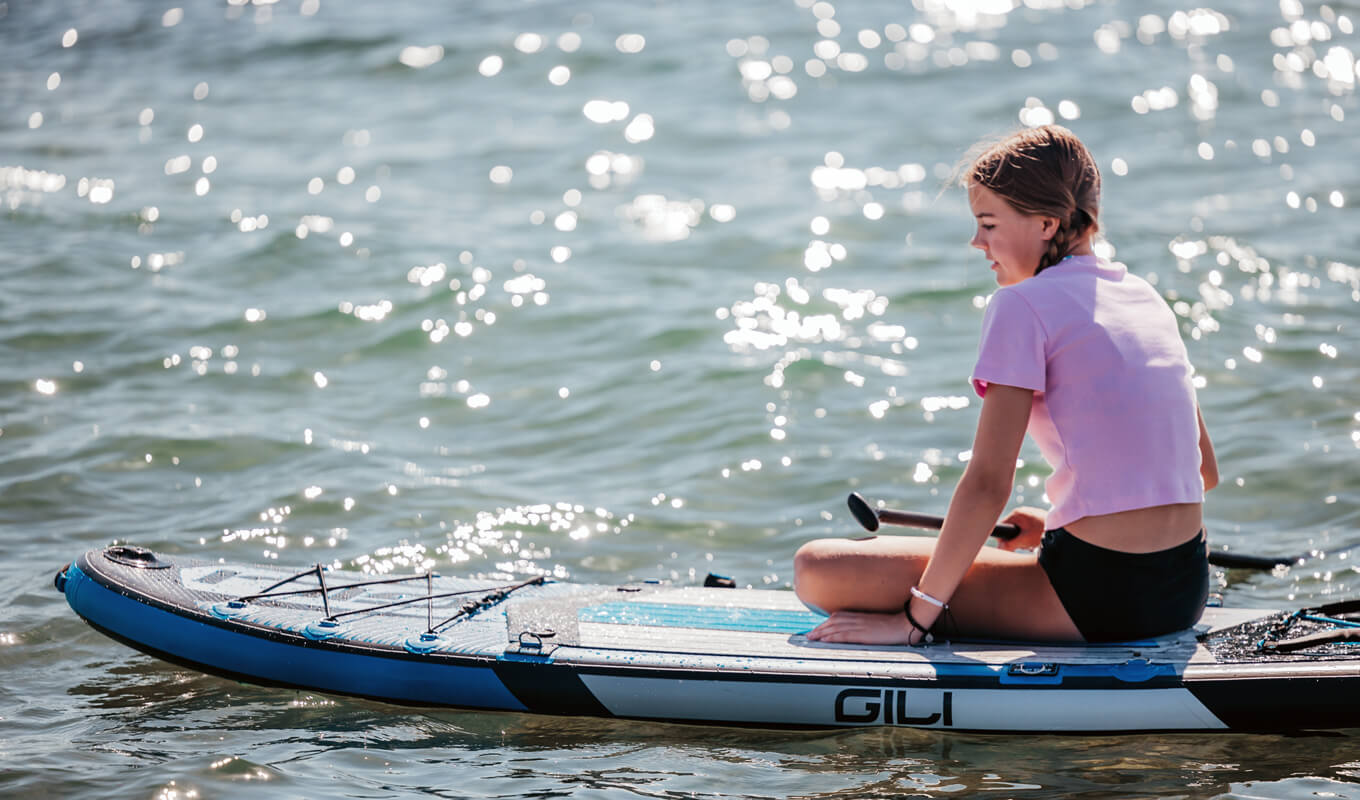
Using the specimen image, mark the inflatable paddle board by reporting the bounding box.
[56,545,1360,732]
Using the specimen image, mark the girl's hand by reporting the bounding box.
[805,610,924,645]
[996,506,1047,552]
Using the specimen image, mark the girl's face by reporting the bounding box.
[968,185,1058,286]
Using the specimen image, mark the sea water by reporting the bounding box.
[2,0,1358,797]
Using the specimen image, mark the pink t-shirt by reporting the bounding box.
[970,255,1204,530]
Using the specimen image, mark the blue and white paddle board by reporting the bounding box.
[56,545,1360,732]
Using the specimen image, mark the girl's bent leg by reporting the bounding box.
[794,535,1084,642]
[793,535,934,615]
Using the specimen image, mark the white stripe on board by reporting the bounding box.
[579,675,1230,731]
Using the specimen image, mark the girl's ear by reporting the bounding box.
[1038,215,1061,242]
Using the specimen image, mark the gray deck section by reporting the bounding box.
[505,584,1273,669]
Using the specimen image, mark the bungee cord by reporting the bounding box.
[228,565,547,634]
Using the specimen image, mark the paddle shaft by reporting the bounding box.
[847,492,1299,570]
[846,491,1020,540]
[878,508,1021,540]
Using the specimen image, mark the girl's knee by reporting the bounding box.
[793,539,839,604]
[793,538,824,568]
[793,538,844,577]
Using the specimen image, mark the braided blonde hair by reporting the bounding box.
[962,125,1101,274]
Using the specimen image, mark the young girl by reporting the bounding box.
[794,125,1219,645]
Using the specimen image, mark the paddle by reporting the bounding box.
[847,490,1021,540]
[846,492,1300,570]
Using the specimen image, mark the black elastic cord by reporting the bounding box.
[903,601,935,645]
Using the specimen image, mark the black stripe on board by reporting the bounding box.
[493,655,615,717]
[1187,675,1360,731]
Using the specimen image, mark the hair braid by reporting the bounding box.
[1036,209,1087,274]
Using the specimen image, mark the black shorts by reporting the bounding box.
[1037,527,1209,643]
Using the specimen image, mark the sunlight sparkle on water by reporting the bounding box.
[339,300,392,322]
[165,155,191,175]
[1,166,66,210]
[1132,87,1178,114]
[619,195,703,242]
[1019,99,1055,127]
[430,503,629,576]
[478,56,503,77]
[514,32,546,53]
[583,100,631,124]
[584,151,639,190]
[77,177,114,204]
[398,45,444,69]
[709,204,736,222]
[557,32,582,52]
[624,114,655,143]
[615,34,646,54]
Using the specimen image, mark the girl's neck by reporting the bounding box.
[1066,238,1095,258]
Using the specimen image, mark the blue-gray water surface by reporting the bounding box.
[3,0,1359,797]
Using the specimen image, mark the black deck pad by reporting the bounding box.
[1201,607,1360,662]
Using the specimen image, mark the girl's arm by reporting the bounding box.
[908,384,1033,636]
[1197,406,1218,491]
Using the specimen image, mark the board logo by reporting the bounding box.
[833,688,953,726]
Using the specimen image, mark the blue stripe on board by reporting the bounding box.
[579,602,823,634]
[577,601,1167,652]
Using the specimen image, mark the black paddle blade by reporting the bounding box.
[1207,551,1300,570]
[846,492,880,532]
